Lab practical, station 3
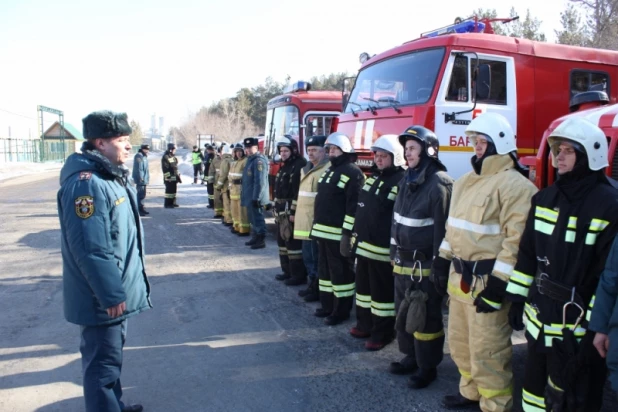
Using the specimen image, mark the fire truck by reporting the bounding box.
[261,80,342,197]
[527,90,618,188]
[338,16,618,179]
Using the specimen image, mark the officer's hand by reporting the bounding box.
[430,256,450,296]
[177,175,182,184]
[252,200,260,208]
[507,301,525,331]
[340,233,353,258]
[593,332,610,358]
[107,302,126,318]
[289,215,295,222]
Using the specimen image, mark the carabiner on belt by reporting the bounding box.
[410,260,423,283]
[469,261,486,299]
[562,287,585,330]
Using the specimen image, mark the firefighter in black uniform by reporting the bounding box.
[203,144,215,208]
[311,132,364,325]
[506,117,618,412]
[161,143,181,208]
[349,134,405,351]
[273,135,309,286]
[388,126,453,389]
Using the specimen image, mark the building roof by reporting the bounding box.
[43,121,84,141]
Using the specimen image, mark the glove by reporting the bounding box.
[252,200,261,209]
[340,233,353,258]
[507,301,525,331]
[544,383,566,412]
[473,275,507,314]
[177,175,182,184]
[429,256,450,296]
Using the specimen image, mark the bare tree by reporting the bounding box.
[571,0,618,49]
[556,4,590,46]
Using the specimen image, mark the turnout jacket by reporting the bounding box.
[204,153,215,182]
[507,173,618,347]
[274,155,307,215]
[229,157,247,200]
[310,154,364,242]
[293,158,330,240]
[132,150,150,186]
[241,152,269,207]
[161,151,180,182]
[354,164,405,262]
[57,144,152,326]
[438,154,538,305]
[390,160,453,272]
[211,156,222,188]
[216,153,234,192]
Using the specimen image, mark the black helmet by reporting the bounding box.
[305,134,327,149]
[167,143,176,151]
[205,144,214,150]
[276,135,299,155]
[398,125,439,158]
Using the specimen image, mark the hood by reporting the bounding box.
[60,143,129,185]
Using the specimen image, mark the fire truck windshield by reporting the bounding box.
[264,105,300,157]
[345,47,445,114]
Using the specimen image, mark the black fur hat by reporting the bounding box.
[82,110,132,139]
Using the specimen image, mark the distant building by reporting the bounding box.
[42,121,84,160]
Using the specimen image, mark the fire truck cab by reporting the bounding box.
[338,16,618,179]
[262,81,342,198]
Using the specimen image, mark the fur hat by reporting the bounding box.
[82,110,132,139]
[244,137,259,147]
[140,144,150,150]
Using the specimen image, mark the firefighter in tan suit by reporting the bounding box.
[432,113,538,412]
[229,143,250,236]
[216,144,234,226]
[211,145,224,218]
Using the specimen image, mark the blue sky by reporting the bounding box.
[0,0,573,138]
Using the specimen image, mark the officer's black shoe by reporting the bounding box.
[245,237,257,246]
[223,222,233,227]
[250,236,266,249]
[314,308,330,318]
[164,205,174,209]
[207,205,213,209]
[298,287,311,297]
[230,228,238,234]
[275,273,291,281]
[139,211,148,217]
[121,405,143,412]
[408,367,437,389]
[389,355,418,375]
[284,276,307,286]
[303,292,319,302]
[173,204,179,207]
[324,314,349,326]
[442,393,479,410]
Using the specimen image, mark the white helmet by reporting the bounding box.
[548,117,608,171]
[371,134,405,167]
[325,132,355,153]
[465,112,516,154]
[221,143,232,155]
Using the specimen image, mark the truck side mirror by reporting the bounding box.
[342,93,349,112]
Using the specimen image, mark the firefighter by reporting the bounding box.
[273,135,308,286]
[505,117,618,412]
[311,132,364,325]
[294,135,330,303]
[242,137,269,249]
[132,144,150,216]
[387,126,454,389]
[433,112,538,411]
[211,144,224,218]
[161,143,182,208]
[349,134,405,351]
[191,145,204,184]
[216,144,234,226]
[229,143,250,236]
[204,144,215,207]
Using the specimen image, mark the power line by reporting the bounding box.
[0,108,37,120]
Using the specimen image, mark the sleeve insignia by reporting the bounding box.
[75,196,95,219]
[257,161,263,172]
[79,171,92,180]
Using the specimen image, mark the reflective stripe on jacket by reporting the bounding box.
[293,158,330,240]
[216,154,233,192]
[229,157,247,200]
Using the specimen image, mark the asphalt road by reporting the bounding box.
[0,152,616,412]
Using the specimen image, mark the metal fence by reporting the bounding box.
[0,138,70,163]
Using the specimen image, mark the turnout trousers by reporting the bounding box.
[80,321,127,412]
[393,272,445,369]
[521,336,606,412]
[206,183,214,208]
[164,181,177,207]
[277,223,307,281]
[230,196,250,234]
[317,239,355,319]
[221,190,233,223]
[354,256,396,344]
[213,187,223,217]
[448,298,513,412]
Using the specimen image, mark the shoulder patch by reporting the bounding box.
[79,171,92,180]
[257,162,263,172]
[75,196,95,219]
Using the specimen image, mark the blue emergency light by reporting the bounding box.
[422,20,486,38]
[284,81,312,93]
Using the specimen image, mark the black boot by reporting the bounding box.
[303,291,319,302]
[251,235,265,249]
[139,206,149,216]
[275,273,291,281]
[442,393,479,410]
[389,355,418,375]
[408,368,437,389]
[284,276,307,286]
[245,236,258,246]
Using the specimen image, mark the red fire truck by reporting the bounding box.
[261,81,342,197]
[338,16,618,179]
[527,91,618,188]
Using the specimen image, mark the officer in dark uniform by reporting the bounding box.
[241,137,269,249]
[132,144,150,216]
[273,135,308,285]
[161,143,181,208]
[203,144,215,208]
